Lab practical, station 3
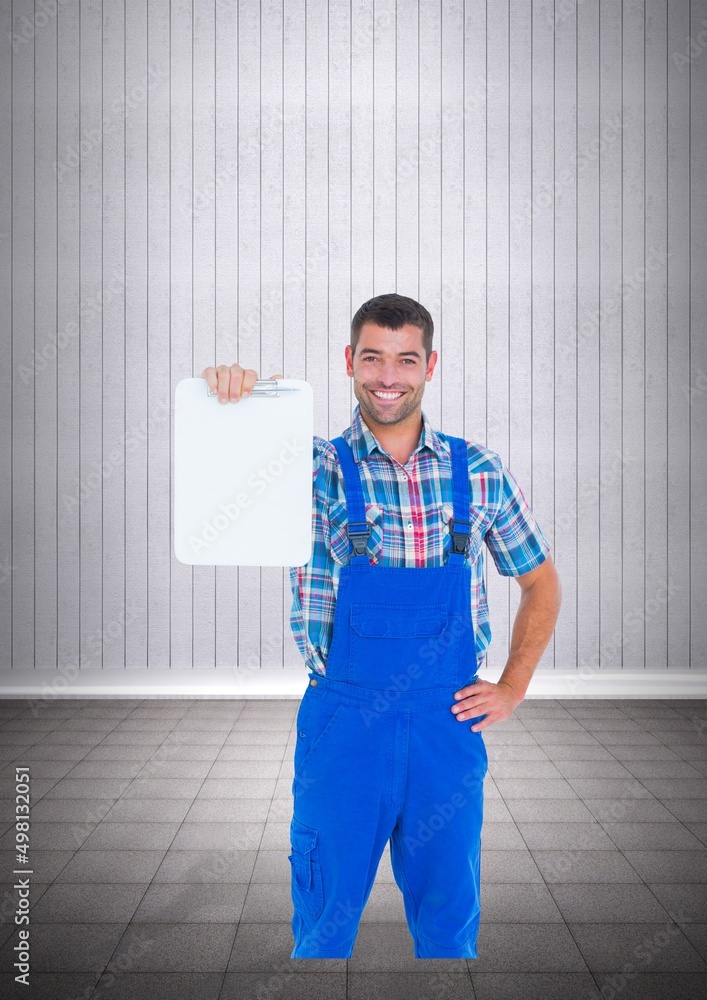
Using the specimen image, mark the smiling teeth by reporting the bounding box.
[372,391,403,399]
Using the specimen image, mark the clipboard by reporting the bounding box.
[174,378,314,566]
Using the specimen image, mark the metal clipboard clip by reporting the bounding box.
[206,379,301,398]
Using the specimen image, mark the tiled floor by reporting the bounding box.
[0,695,705,999]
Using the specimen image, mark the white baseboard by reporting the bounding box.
[0,669,705,700]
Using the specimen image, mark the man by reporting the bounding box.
[201,292,562,959]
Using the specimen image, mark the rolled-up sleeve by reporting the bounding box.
[485,462,552,577]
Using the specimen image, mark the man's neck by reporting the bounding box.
[359,407,423,468]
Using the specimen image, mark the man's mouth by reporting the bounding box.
[370,389,406,401]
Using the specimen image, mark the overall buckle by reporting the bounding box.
[449,517,471,555]
[347,520,371,557]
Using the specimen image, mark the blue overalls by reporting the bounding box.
[288,433,488,959]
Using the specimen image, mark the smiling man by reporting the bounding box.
[201,291,562,960]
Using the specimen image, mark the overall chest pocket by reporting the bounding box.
[326,500,384,565]
[351,602,448,637]
[348,601,461,685]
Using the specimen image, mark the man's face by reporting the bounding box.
[345,322,437,426]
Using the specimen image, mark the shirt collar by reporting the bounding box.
[343,401,448,463]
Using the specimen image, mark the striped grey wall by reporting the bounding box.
[1,0,705,681]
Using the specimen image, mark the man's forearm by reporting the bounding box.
[497,573,562,704]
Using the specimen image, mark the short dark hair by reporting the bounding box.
[350,293,434,361]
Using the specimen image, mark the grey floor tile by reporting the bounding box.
[601,821,705,851]
[530,849,642,883]
[647,882,707,922]
[608,744,683,760]
[567,920,706,972]
[349,922,468,970]
[225,732,290,746]
[622,759,705,779]
[482,851,545,883]
[153,848,256,883]
[484,746,549,761]
[121,777,206,799]
[204,759,282,779]
[582,797,681,823]
[250,849,291,883]
[591,732,662,746]
[348,971,473,998]
[516,822,616,851]
[540,745,614,761]
[685,823,707,847]
[239,882,292,921]
[621,850,707,883]
[170,822,264,851]
[553,760,635,779]
[184,797,271,823]
[638,778,707,799]
[359,881,407,922]
[60,759,145,780]
[217,744,285,761]
[43,777,134,799]
[680,922,707,961]
[547,883,671,922]
[82,821,181,850]
[151,745,221,761]
[493,779,578,799]
[531,732,602,746]
[0,972,101,1000]
[135,759,214,780]
[592,972,707,1000]
[29,881,148,922]
[479,798,515,822]
[479,883,564,922]
[481,822,527,849]
[468,922,588,972]
[228,921,346,971]
[662,799,707,823]
[223,971,347,999]
[12,744,88,760]
[562,777,654,799]
[505,799,596,823]
[132,882,247,922]
[488,761,562,780]
[55,849,167,883]
[103,798,193,823]
[0,921,126,972]
[105,922,236,973]
[82,745,155,760]
[470,972,601,999]
[196,778,276,799]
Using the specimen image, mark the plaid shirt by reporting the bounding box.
[289,403,551,676]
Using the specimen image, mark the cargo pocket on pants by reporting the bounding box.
[288,817,325,920]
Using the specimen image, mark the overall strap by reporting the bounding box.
[330,436,370,563]
[447,435,472,562]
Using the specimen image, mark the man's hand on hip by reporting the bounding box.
[450,678,522,732]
